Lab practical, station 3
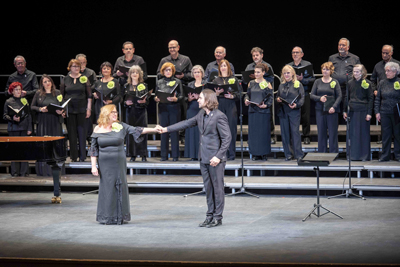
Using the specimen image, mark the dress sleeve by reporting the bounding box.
[89,136,99,157]
[123,123,144,143]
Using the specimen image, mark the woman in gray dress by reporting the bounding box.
[90,104,158,225]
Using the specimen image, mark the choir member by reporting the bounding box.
[310,62,342,154]
[244,63,273,160]
[154,62,183,161]
[60,59,92,162]
[123,65,150,162]
[276,65,305,161]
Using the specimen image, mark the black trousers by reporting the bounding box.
[66,113,87,161]
[301,93,310,138]
[279,108,303,159]
[200,162,226,220]
[380,113,400,160]
[159,103,181,159]
[315,109,339,153]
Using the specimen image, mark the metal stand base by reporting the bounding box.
[302,203,343,222]
[226,187,259,198]
[328,189,365,200]
[183,188,205,197]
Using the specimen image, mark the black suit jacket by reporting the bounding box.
[167,108,231,164]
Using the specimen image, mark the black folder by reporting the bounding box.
[279,93,301,106]
[293,64,314,77]
[94,87,118,101]
[323,96,335,112]
[117,62,147,76]
[126,91,150,102]
[205,82,238,95]
[8,104,29,120]
[241,68,274,84]
[47,98,71,115]
[248,93,271,106]
[183,85,203,96]
[156,83,178,103]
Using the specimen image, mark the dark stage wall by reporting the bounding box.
[0,2,395,124]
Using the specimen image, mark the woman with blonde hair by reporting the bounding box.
[90,104,158,225]
[276,65,305,161]
[310,62,342,154]
[123,65,150,161]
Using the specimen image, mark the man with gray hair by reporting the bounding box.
[328,38,361,123]
[76,53,97,85]
[204,46,235,81]
[371,45,400,92]
[5,55,38,99]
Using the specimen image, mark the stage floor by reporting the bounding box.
[0,191,400,265]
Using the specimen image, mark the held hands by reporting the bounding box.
[40,107,48,113]
[289,103,297,109]
[13,115,20,122]
[155,125,168,134]
[320,95,327,103]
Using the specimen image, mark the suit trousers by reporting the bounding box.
[380,113,400,160]
[159,103,181,159]
[315,109,339,153]
[200,161,226,220]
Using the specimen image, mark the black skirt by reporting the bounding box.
[248,112,271,156]
[347,110,370,161]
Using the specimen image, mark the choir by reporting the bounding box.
[3,39,400,175]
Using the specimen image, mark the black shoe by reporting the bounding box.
[160,158,168,161]
[71,159,77,162]
[271,139,276,144]
[207,219,222,228]
[191,158,198,161]
[173,158,179,162]
[142,157,147,162]
[379,158,389,162]
[303,137,310,145]
[252,156,262,161]
[79,158,85,162]
[377,140,382,144]
[130,157,136,162]
[228,157,235,161]
[285,156,293,161]
[262,155,268,161]
[199,218,213,227]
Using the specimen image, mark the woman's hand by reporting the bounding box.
[244,99,250,106]
[103,99,112,105]
[258,102,267,109]
[214,88,224,96]
[224,93,233,99]
[13,115,20,122]
[154,96,160,103]
[329,107,335,114]
[366,114,372,121]
[343,112,347,120]
[91,166,99,176]
[40,106,48,113]
[86,109,91,118]
[276,97,282,103]
[167,93,178,102]
[320,95,327,102]
[93,92,99,99]
[376,113,381,122]
[289,103,297,109]
[137,96,147,104]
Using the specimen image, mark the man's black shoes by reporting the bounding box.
[199,218,212,227]
[206,219,222,228]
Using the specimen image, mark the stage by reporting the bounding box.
[0,191,400,266]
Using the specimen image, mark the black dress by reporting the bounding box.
[244,80,273,157]
[212,76,241,160]
[344,78,374,161]
[184,80,204,159]
[3,96,32,176]
[89,122,143,224]
[31,90,64,175]
[123,82,149,158]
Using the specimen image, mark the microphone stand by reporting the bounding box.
[329,73,365,200]
[226,82,259,198]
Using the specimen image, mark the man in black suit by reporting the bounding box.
[157,89,231,228]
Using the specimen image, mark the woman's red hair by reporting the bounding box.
[8,82,23,94]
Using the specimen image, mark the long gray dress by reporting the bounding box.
[89,122,143,224]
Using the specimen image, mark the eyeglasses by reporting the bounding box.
[111,111,118,114]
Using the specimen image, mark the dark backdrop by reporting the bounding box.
[0,2,395,125]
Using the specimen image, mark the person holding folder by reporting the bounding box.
[343,64,374,161]
[123,65,150,162]
[310,62,342,154]
[210,59,241,160]
[374,62,400,162]
[3,82,32,177]
[154,62,184,161]
[183,65,206,161]
[244,63,273,161]
[276,65,305,161]
[31,75,65,175]
[92,62,122,122]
